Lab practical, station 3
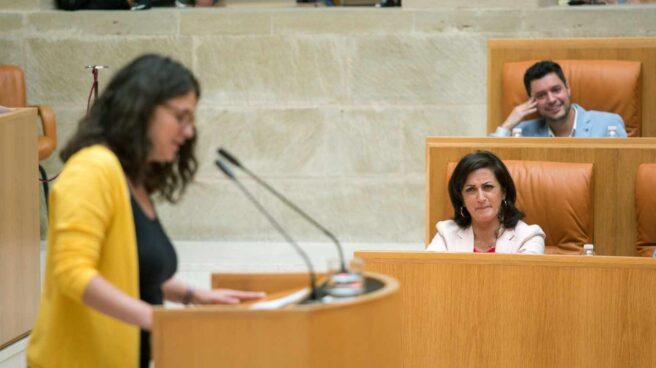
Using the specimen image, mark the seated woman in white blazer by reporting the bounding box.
[427,151,545,254]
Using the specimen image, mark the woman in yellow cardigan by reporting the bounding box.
[27,54,265,368]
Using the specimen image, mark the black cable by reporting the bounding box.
[39,165,49,211]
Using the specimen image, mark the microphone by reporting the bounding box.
[217,147,347,273]
[215,159,320,301]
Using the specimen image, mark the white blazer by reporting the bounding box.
[426,220,545,254]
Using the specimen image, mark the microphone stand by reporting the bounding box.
[84,65,108,115]
[218,148,347,273]
[215,160,320,301]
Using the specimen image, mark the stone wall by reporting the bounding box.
[1,3,655,245]
[0,0,54,10]
[404,0,557,8]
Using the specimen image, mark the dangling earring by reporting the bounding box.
[460,206,466,218]
[499,199,507,223]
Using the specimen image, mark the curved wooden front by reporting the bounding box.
[153,272,400,368]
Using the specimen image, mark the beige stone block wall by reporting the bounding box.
[2,6,656,245]
[0,0,54,10]
[27,10,180,35]
[404,0,558,9]
[26,37,193,103]
[0,0,40,10]
[196,36,347,105]
[0,39,23,66]
[0,13,23,33]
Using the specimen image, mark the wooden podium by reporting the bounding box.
[358,251,656,368]
[152,272,400,368]
[0,108,39,349]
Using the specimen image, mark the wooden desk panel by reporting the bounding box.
[359,251,656,368]
[212,272,326,294]
[426,137,656,256]
[0,108,40,348]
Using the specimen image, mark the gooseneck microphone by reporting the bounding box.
[217,148,347,273]
[215,159,319,301]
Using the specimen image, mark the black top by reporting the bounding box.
[130,194,177,368]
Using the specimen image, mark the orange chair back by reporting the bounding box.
[0,65,27,107]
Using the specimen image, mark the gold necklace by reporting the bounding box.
[474,226,504,251]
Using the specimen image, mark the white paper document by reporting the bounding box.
[249,288,309,310]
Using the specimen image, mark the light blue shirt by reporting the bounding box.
[495,104,627,138]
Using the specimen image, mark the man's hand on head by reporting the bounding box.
[501,97,538,131]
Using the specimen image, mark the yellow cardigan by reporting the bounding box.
[28,145,140,368]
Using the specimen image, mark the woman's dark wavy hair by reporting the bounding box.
[60,54,200,203]
[448,151,524,228]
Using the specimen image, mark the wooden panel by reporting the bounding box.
[212,272,326,294]
[425,137,656,256]
[153,272,401,368]
[487,38,656,136]
[359,251,656,368]
[0,108,39,348]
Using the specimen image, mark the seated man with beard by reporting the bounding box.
[493,60,627,138]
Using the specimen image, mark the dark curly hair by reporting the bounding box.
[448,151,524,228]
[60,54,200,203]
[523,60,567,97]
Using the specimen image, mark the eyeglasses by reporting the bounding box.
[161,103,195,129]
